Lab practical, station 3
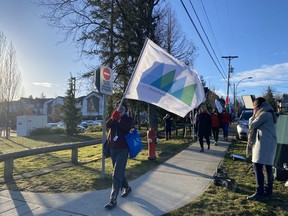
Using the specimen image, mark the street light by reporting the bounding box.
[234,76,252,106]
[237,89,245,94]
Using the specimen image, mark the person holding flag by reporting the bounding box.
[104,100,134,210]
[103,38,205,209]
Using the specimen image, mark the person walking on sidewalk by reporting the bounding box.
[246,97,277,201]
[163,113,173,140]
[104,100,134,210]
[196,106,212,152]
[221,109,231,141]
[211,108,221,146]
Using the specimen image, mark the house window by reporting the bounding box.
[87,96,99,113]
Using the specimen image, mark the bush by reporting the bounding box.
[29,127,65,136]
[87,125,103,132]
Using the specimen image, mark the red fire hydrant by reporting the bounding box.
[147,128,157,160]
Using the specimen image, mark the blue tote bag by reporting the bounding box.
[125,128,143,158]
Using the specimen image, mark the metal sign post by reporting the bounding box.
[101,94,107,179]
[94,66,113,179]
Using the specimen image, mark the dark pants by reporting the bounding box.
[212,127,219,142]
[222,123,229,138]
[110,149,129,201]
[253,163,274,196]
[165,126,171,140]
[199,135,210,148]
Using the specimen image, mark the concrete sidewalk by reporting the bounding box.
[0,140,230,216]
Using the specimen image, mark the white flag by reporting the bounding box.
[124,38,205,118]
[215,99,223,113]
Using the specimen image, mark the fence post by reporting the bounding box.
[4,158,14,181]
[71,147,78,164]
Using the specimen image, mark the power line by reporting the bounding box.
[188,0,226,79]
[199,0,226,71]
[180,0,227,82]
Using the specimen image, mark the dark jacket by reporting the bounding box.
[106,114,134,149]
[196,112,212,137]
[163,115,173,130]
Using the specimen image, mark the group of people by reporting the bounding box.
[194,106,231,152]
[195,97,278,201]
[103,97,278,211]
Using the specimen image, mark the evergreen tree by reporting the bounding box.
[62,77,82,135]
[263,86,277,111]
[283,93,288,99]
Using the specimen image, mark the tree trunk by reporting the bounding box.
[148,104,158,131]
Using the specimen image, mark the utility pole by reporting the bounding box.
[70,77,76,98]
[222,56,238,109]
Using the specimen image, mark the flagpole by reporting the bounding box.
[118,37,150,108]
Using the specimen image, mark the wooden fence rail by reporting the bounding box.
[0,139,101,181]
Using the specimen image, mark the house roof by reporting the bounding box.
[19,97,54,106]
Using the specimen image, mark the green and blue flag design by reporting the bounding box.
[124,38,205,117]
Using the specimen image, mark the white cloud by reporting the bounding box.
[208,62,288,98]
[32,82,59,88]
[231,62,288,88]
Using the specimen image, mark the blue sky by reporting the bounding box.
[1,0,288,101]
[0,0,88,98]
[173,0,288,100]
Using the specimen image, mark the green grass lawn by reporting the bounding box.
[164,140,288,216]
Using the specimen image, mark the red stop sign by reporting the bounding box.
[103,67,111,80]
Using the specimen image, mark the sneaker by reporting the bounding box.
[207,145,210,150]
[214,142,218,146]
[247,193,265,201]
[104,199,117,210]
[121,186,132,197]
[200,147,204,152]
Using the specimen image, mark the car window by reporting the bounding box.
[240,111,253,121]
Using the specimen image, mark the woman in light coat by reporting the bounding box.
[246,97,277,201]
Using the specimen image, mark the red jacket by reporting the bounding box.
[221,112,231,124]
[211,113,221,128]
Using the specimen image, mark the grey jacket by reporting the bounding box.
[246,102,277,165]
